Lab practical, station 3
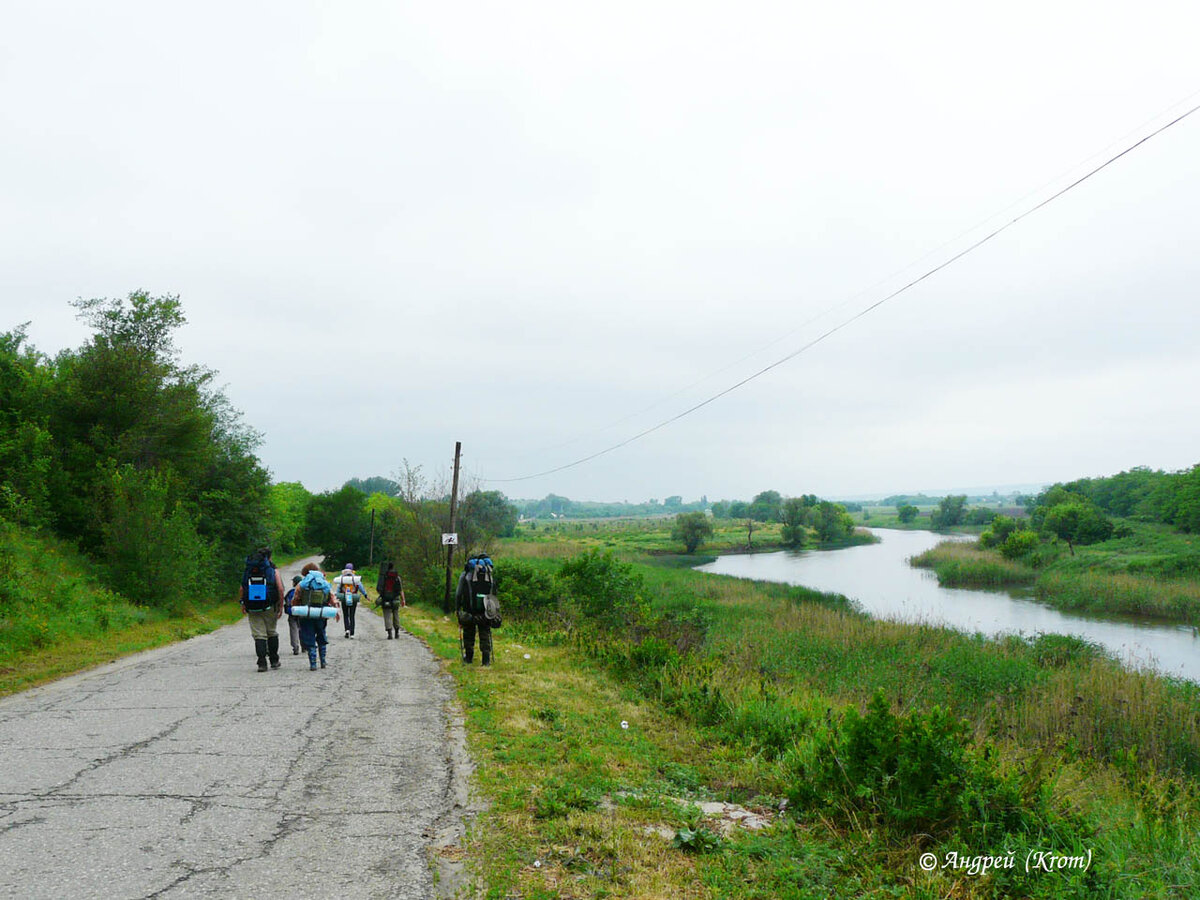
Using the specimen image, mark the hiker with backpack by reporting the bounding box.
[455,554,502,666]
[332,563,369,639]
[293,562,340,670]
[375,561,407,640]
[239,547,286,672]
[283,574,302,655]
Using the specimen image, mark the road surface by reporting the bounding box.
[0,557,471,899]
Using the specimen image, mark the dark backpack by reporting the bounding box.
[380,570,401,603]
[242,553,277,612]
[458,556,501,628]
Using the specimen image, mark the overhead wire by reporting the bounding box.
[484,97,1200,485]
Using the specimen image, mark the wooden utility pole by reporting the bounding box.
[443,441,462,613]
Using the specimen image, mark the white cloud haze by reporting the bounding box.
[3,0,1198,501]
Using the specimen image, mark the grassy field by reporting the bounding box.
[408,522,1200,899]
[911,521,1200,625]
[0,521,244,696]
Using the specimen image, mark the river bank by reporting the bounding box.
[911,520,1200,626]
[420,528,1200,898]
[698,528,1200,683]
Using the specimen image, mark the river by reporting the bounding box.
[696,528,1200,683]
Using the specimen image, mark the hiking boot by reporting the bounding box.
[482,652,492,667]
[386,630,393,639]
[255,639,268,672]
[267,636,281,669]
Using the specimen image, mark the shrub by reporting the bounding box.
[496,559,559,616]
[558,549,649,629]
[786,692,1051,840]
[999,529,1040,559]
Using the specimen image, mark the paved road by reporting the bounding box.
[0,558,470,900]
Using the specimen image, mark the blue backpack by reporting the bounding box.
[242,552,277,611]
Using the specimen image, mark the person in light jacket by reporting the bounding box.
[332,563,369,638]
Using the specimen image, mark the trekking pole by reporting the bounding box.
[457,623,464,661]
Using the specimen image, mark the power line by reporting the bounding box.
[485,99,1200,485]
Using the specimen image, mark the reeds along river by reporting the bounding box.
[696,528,1200,683]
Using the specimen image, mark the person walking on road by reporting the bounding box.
[376,561,406,639]
[333,563,369,639]
[283,574,302,655]
[239,547,286,672]
[455,555,499,666]
[294,563,339,670]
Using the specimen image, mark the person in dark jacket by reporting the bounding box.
[238,547,286,672]
[455,556,495,666]
[376,561,406,639]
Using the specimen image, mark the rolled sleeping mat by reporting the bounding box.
[291,605,337,619]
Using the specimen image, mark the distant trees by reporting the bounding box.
[930,495,967,530]
[815,501,855,542]
[345,475,400,497]
[896,504,919,524]
[671,511,713,553]
[460,490,519,540]
[780,497,811,547]
[747,490,783,522]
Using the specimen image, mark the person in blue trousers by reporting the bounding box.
[294,563,340,670]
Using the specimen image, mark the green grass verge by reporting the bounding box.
[405,527,1200,899]
[0,522,242,696]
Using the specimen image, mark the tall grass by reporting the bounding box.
[1035,570,1200,623]
[910,540,1037,587]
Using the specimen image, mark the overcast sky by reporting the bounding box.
[3,1,1199,502]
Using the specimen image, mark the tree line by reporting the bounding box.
[516,494,708,520]
[0,293,522,611]
[1,294,272,610]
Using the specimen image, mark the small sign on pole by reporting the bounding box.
[442,533,459,546]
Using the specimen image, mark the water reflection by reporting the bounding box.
[696,529,1200,682]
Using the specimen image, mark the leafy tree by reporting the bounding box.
[815,501,855,542]
[664,495,683,509]
[896,504,919,524]
[45,291,269,559]
[460,490,519,541]
[728,500,748,519]
[780,498,809,547]
[0,326,55,527]
[101,465,211,612]
[671,511,713,553]
[748,490,783,522]
[265,481,313,554]
[1041,502,1113,555]
[929,495,967,530]
[709,500,730,519]
[307,485,372,570]
[344,475,401,497]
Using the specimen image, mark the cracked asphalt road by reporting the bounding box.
[0,557,469,900]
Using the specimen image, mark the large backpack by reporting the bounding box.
[458,556,501,629]
[296,572,331,609]
[242,552,277,612]
[335,573,360,606]
[378,569,402,606]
